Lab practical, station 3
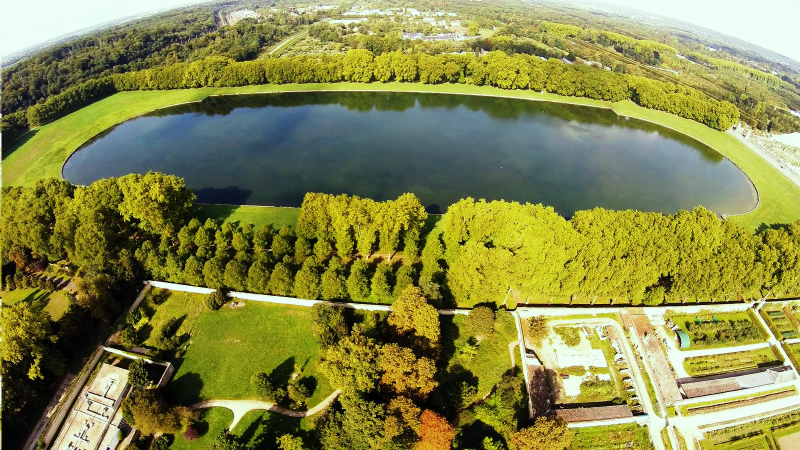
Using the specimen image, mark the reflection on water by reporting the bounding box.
[63,92,756,216]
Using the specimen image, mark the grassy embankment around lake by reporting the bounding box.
[3,82,798,231]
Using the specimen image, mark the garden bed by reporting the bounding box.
[683,388,797,416]
[683,347,783,377]
[668,311,767,350]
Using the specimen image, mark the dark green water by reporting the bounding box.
[62,92,757,215]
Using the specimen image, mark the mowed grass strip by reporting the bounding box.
[7,82,796,229]
[167,301,331,406]
[571,423,653,450]
[683,347,782,377]
[193,204,300,230]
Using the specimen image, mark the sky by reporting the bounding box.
[1,0,798,62]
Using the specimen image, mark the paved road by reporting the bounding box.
[727,129,800,191]
[269,31,308,56]
[536,317,667,450]
[191,389,341,429]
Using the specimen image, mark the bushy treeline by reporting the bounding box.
[21,49,739,131]
[442,199,800,305]
[4,175,799,310]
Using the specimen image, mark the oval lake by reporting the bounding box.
[62,91,757,216]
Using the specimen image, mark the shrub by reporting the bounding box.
[183,426,199,441]
[288,382,311,409]
[251,372,286,403]
[528,316,549,345]
[464,306,495,337]
[4,274,15,291]
[206,288,227,310]
[128,359,151,388]
[559,366,588,376]
[119,327,139,348]
[579,379,615,399]
[151,435,171,450]
[555,327,581,347]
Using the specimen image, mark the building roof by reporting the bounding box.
[50,364,130,450]
[680,366,797,398]
[681,378,740,398]
[555,405,633,423]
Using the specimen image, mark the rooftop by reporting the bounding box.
[50,364,130,450]
[555,404,633,423]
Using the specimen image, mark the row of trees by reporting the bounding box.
[441,199,800,305]
[20,49,739,131]
[4,176,799,309]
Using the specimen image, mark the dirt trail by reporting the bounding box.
[190,389,341,429]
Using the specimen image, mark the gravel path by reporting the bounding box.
[191,389,341,430]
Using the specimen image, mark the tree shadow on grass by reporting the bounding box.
[456,419,506,448]
[244,413,310,450]
[270,357,297,386]
[1,128,38,159]
[166,371,204,405]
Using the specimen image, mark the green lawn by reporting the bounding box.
[137,288,208,348]
[169,407,233,450]
[6,81,794,230]
[194,204,300,229]
[440,310,520,403]
[571,423,654,450]
[1,288,70,320]
[166,300,331,406]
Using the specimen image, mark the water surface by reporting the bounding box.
[63,92,757,215]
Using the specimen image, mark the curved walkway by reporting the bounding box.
[190,389,341,430]
[268,31,308,56]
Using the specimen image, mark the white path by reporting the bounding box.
[191,389,341,430]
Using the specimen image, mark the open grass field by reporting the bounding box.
[440,310,519,403]
[683,346,782,377]
[668,311,768,351]
[571,423,654,450]
[166,299,332,406]
[5,82,796,230]
[1,287,70,320]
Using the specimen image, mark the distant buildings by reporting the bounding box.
[402,33,470,41]
[50,364,130,450]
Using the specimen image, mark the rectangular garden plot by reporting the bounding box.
[667,311,767,351]
[683,347,783,377]
[761,307,800,340]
